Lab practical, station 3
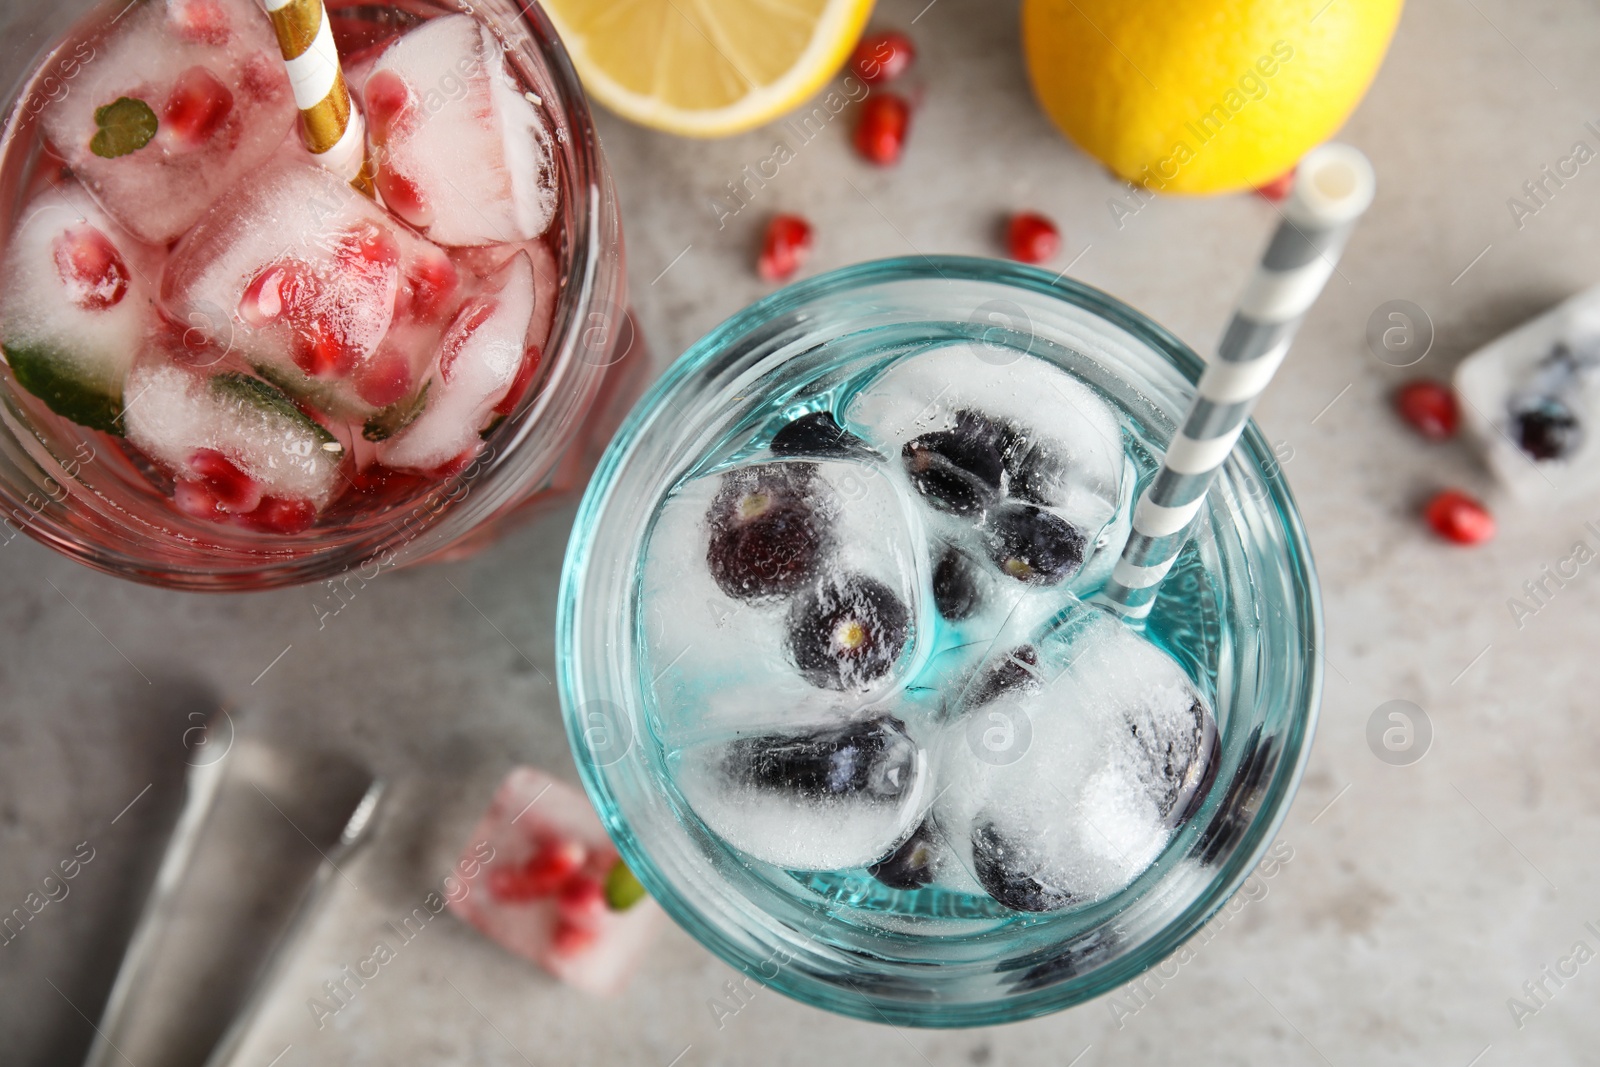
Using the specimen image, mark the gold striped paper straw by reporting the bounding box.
[261,0,373,194]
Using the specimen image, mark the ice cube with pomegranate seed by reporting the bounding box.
[376,251,539,471]
[450,237,559,353]
[122,351,346,529]
[0,179,164,433]
[38,0,296,245]
[161,156,459,417]
[448,767,662,996]
[364,13,558,247]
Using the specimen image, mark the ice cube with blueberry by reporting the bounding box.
[39,0,297,245]
[161,156,460,419]
[845,345,1129,587]
[449,767,663,996]
[122,352,347,532]
[1456,285,1600,502]
[936,608,1218,911]
[363,13,558,247]
[0,179,165,433]
[640,455,928,748]
[672,715,928,871]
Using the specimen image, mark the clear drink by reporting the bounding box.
[560,258,1322,1025]
[0,0,640,588]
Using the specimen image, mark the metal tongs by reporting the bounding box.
[83,721,384,1067]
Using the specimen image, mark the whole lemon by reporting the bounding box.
[1022,0,1403,194]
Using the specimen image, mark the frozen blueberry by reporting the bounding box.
[996,422,1059,506]
[771,411,871,458]
[971,821,1077,913]
[1513,401,1582,461]
[982,503,1085,585]
[967,646,1040,707]
[901,410,1004,514]
[724,715,919,802]
[706,463,833,600]
[869,820,942,890]
[1127,696,1220,827]
[788,574,910,691]
[932,547,980,621]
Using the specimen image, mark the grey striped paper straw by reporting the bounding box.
[1102,144,1376,619]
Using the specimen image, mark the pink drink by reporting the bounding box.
[0,0,639,588]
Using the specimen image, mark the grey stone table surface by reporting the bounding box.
[4,0,1600,1063]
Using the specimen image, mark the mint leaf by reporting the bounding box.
[603,859,647,911]
[90,97,158,159]
[362,382,430,442]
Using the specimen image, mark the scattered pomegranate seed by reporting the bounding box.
[1425,489,1495,545]
[551,920,599,957]
[494,345,543,416]
[1006,212,1061,264]
[238,496,317,534]
[850,31,916,85]
[189,449,263,513]
[163,66,234,148]
[439,299,498,384]
[757,214,814,282]
[1394,380,1459,440]
[167,0,232,45]
[853,93,910,166]
[1255,168,1296,202]
[53,225,129,310]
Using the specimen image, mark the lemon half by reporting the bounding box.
[544,0,876,138]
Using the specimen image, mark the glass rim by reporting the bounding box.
[558,254,1324,1026]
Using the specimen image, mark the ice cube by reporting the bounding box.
[448,768,663,996]
[845,346,1126,575]
[450,236,559,351]
[123,351,346,517]
[938,607,1217,911]
[376,251,537,471]
[161,156,458,416]
[671,715,928,871]
[0,179,164,432]
[1456,284,1600,502]
[364,13,557,247]
[38,0,296,245]
[640,456,930,747]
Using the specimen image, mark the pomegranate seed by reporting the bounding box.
[1425,489,1495,545]
[399,253,459,323]
[556,876,607,926]
[295,318,357,378]
[354,350,414,408]
[1006,212,1061,264]
[1255,168,1296,202]
[521,839,586,894]
[364,70,414,133]
[53,225,129,310]
[439,299,497,384]
[189,449,262,513]
[494,345,542,416]
[238,496,317,534]
[174,479,225,520]
[337,221,400,273]
[376,169,432,230]
[167,0,232,45]
[163,66,234,148]
[551,920,598,957]
[853,93,910,166]
[757,214,813,282]
[1394,380,1459,440]
[488,865,543,903]
[850,31,916,85]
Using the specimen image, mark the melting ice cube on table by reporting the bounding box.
[1457,284,1600,502]
[449,768,662,996]
[39,0,297,245]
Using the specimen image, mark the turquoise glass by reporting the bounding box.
[558,257,1321,1026]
